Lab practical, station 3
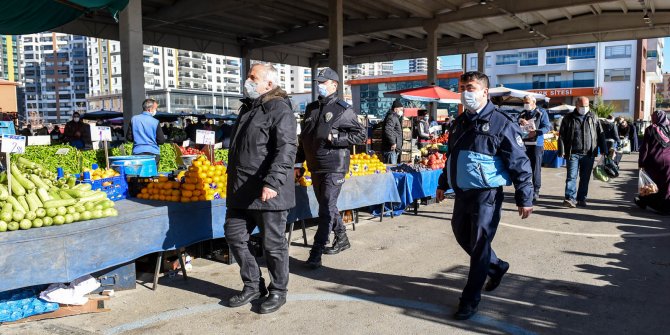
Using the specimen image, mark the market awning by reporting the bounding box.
[488,86,549,106]
[384,85,461,104]
[81,109,122,120]
[0,0,128,34]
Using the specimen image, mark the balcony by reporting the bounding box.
[179,62,206,72]
[503,80,595,90]
[178,51,206,63]
[179,73,207,82]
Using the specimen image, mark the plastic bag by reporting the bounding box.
[638,169,659,196]
[593,156,609,182]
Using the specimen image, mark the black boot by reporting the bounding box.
[305,244,325,269]
[324,232,351,255]
[228,276,268,308]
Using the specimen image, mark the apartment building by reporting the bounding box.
[22,33,88,123]
[87,39,243,114]
[466,38,664,121]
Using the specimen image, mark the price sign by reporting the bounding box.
[182,140,190,147]
[196,130,216,145]
[55,148,70,155]
[1,135,26,154]
[91,126,112,141]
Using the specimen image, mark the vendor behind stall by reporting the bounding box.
[126,99,165,164]
[415,110,433,149]
[63,112,85,148]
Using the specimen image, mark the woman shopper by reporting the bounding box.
[636,111,670,214]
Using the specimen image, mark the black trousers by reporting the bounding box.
[525,145,543,194]
[224,209,289,295]
[311,172,346,246]
[451,187,505,303]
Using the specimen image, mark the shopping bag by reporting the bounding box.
[638,169,659,196]
[593,156,609,182]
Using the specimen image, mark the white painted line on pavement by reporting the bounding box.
[500,222,670,238]
[103,293,537,335]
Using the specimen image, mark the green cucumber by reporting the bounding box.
[73,183,92,191]
[43,199,77,209]
[0,185,9,201]
[29,175,50,190]
[6,196,24,213]
[37,188,52,203]
[17,196,30,212]
[10,163,35,190]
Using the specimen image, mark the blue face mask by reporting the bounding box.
[318,83,329,97]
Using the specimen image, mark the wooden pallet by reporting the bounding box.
[3,296,110,325]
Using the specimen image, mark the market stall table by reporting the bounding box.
[0,173,401,293]
[389,170,446,215]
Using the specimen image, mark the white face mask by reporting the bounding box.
[577,106,589,115]
[395,109,403,116]
[461,90,484,113]
[73,117,80,122]
[523,104,532,111]
[243,79,261,99]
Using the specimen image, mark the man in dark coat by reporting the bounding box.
[295,67,366,269]
[382,99,404,164]
[225,63,297,314]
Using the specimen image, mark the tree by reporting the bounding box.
[591,97,615,118]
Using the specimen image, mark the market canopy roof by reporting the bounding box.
[384,85,460,104]
[9,0,662,67]
[488,86,549,102]
[0,0,128,35]
[81,109,123,120]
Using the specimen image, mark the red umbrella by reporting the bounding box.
[384,85,461,104]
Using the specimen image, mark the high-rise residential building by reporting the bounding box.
[86,38,243,114]
[22,33,88,124]
[0,35,21,82]
[344,62,394,81]
[408,58,441,73]
[465,39,664,121]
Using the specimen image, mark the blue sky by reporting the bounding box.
[396,37,670,73]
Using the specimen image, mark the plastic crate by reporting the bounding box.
[542,150,566,168]
[77,170,128,201]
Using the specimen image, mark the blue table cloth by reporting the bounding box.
[379,170,443,215]
[287,172,401,223]
[0,172,401,293]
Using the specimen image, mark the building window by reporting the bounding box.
[547,73,561,88]
[605,45,632,59]
[519,51,538,66]
[168,70,174,77]
[469,57,477,69]
[647,50,658,58]
[152,47,159,55]
[532,74,545,89]
[485,56,491,68]
[574,71,595,86]
[568,46,596,60]
[604,68,631,81]
[496,53,519,65]
[546,48,567,64]
[603,100,630,114]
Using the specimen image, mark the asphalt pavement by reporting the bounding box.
[3,153,670,335]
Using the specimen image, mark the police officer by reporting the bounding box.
[436,71,533,320]
[295,68,366,269]
[518,95,551,202]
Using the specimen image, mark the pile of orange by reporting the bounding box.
[180,155,226,202]
[136,175,182,202]
[135,155,227,202]
[348,153,386,178]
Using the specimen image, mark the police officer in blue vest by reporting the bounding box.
[437,71,533,320]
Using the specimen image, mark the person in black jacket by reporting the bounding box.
[600,115,620,152]
[558,96,607,208]
[295,67,366,269]
[224,63,297,314]
[382,99,404,164]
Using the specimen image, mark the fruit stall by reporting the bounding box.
[0,150,401,294]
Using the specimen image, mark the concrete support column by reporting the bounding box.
[310,57,319,101]
[240,46,251,84]
[119,0,145,127]
[328,0,344,97]
[166,90,171,114]
[424,21,438,120]
[474,40,489,73]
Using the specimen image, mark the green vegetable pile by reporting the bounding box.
[0,157,118,233]
[13,144,229,174]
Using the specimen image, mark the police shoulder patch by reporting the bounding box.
[336,100,350,109]
[515,134,524,147]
